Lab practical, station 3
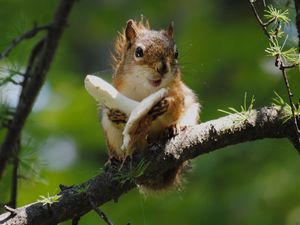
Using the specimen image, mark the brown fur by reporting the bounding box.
[102,18,200,191]
[112,17,150,75]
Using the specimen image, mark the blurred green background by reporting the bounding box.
[1,0,300,224]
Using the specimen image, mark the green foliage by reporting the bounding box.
[265,39,299,65]
[0,63,21,128]
[0,72,18,86]
[272,92,300,123]
[263,5,299,66]
[264,5,289,24]
[37,193,60,205]
[18,143,46,184]
[113,159,149,185]
[0,63,23,86]
[218,92,255,123]
[0,101,13,129]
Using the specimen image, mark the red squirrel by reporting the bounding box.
[101,19,200,190]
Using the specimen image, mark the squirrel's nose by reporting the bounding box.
[156,61,168,76]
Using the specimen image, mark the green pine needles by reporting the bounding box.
[272,92,300,124]
[113,159,149,186]
[264,5,289,24]
[218,92,255,124]
[265,41,299,65]
[263,5,300,66]
[38,193,61,206]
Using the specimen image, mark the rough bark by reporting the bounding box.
[0,0,76,178]
[0,106,298,225]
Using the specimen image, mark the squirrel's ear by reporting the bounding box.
[125,20,137,42]
[166,21,174,38]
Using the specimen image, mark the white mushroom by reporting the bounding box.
[121,88,168,154]
[84,75,138,115]
[84,74,168,156]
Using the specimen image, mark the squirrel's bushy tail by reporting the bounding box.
[139,161,190,193]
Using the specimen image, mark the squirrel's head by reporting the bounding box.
[113,19,179,99]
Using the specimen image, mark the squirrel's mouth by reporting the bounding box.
[148,78,162,87]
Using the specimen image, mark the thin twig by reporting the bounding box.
[4,205,17,215]
[279,64,300,148]
[9,78,22,86]
[0,77,21,86]
[263,17,276,27]
[9,138,20,209]
[0,23,51,60]
[89,197,114,225]
[249,0,300,153]
[281,62,300,69]
[20,39,45,90]
[249,1,271,40]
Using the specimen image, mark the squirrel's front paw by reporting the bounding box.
[108,108,128,124]
[148,98,169,120]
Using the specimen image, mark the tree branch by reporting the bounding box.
[89,197,114,225]
[0,106,298,225]
[249,0,300,153]
[0,0,76,179]
[0,23,51,60]
[7,137,20,209]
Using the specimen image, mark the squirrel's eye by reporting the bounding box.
[135,47,144,58]
[174,49,179,59]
